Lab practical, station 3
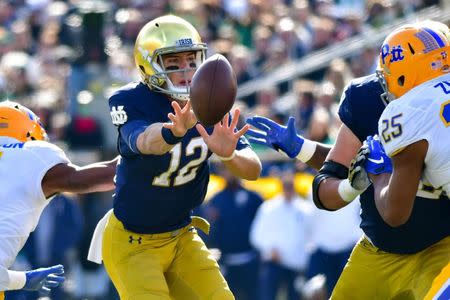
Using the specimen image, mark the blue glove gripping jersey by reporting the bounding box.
[338,74,450,254]
[109,82,250,234]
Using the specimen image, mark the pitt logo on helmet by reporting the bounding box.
[0,101,47,142]
[377,21,450,102]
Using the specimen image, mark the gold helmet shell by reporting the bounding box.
[377,21,450,103]
[134,15,207,101]
[0,101,47,142]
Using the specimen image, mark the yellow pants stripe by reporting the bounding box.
[425,262,450,300]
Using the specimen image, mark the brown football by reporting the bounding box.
[190,54,237,126]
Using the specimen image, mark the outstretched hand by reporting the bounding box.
[196,108,249,158]
[246,116,304,158]
[24,264,65,293]
[163,101,197,137]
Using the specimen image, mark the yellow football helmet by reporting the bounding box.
[377,21,450,103]
[134,15,207,101]
[0,101,47,142]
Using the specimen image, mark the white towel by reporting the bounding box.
[87,209,113,264]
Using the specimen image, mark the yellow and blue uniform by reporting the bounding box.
[103,82,249,299]
[331,74,450,299]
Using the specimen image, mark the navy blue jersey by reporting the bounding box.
[338,74,450,254]
[109,82,250,234]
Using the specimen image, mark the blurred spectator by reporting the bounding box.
[250,171,314,300]
[201,165,264,300]
[293,79,316,132]
[306,200,362,297]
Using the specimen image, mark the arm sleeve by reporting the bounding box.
[0,266,8,291]
[338,83,356,132]
[109,92,151,155]
[26,141,71,200]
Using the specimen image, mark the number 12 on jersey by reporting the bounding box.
[153,137,208,187]
[381,113,403,143]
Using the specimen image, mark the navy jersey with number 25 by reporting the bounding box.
[109,82,249,234]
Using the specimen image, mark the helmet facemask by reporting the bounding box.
[148,47,206,101]
[376,69,395,106]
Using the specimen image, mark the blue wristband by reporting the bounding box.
[161,127,183,145]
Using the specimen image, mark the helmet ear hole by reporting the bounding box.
[398,75,405,86]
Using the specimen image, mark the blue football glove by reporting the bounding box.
[246,116,304,158]
[23,264,65,293]
[364,135,393,175]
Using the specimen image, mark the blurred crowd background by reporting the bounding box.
[0,0,448,299]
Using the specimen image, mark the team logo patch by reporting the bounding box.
[175,38,193,46]
[110,106,128,125]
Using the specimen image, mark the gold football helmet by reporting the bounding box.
[377,21,450,103]
[0,101,47,142]
[134,15,207,101]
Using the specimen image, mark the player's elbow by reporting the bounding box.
[245,161,262,181]
[382,211,409,228]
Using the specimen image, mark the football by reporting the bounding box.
[190,54,237,126]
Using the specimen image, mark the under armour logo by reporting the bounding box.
[110,106,128,125]
[129,235,142,244]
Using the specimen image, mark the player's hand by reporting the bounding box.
[364,135,393,175]
[348,145,372,191]
[23,264,65,293]
[196,108,249,158]
[246,116,304,158]
[163,101,197,137]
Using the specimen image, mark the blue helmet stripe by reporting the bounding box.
[424,27,445,48]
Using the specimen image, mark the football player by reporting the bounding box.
[92,15,261,299]
[360,22,450,299]
[0,101,117,300]
[246,20,450,300]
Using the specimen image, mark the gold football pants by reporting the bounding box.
[331,236,450,300]
[102,213,234,300]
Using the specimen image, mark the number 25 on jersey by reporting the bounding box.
[381,113,403,143]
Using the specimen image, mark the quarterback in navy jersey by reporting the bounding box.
[95,15,261,300]
[246,20,450,299]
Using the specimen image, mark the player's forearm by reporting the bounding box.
[137,123,177,155]
[303,143,332,170]
[317,177,353,210]
[221,148,261,181]
[66,158,118,194]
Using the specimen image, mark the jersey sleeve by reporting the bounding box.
[109,90,151,155]
[25,141,71,200]
[378,102,429,157]
[338,83,357,132]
